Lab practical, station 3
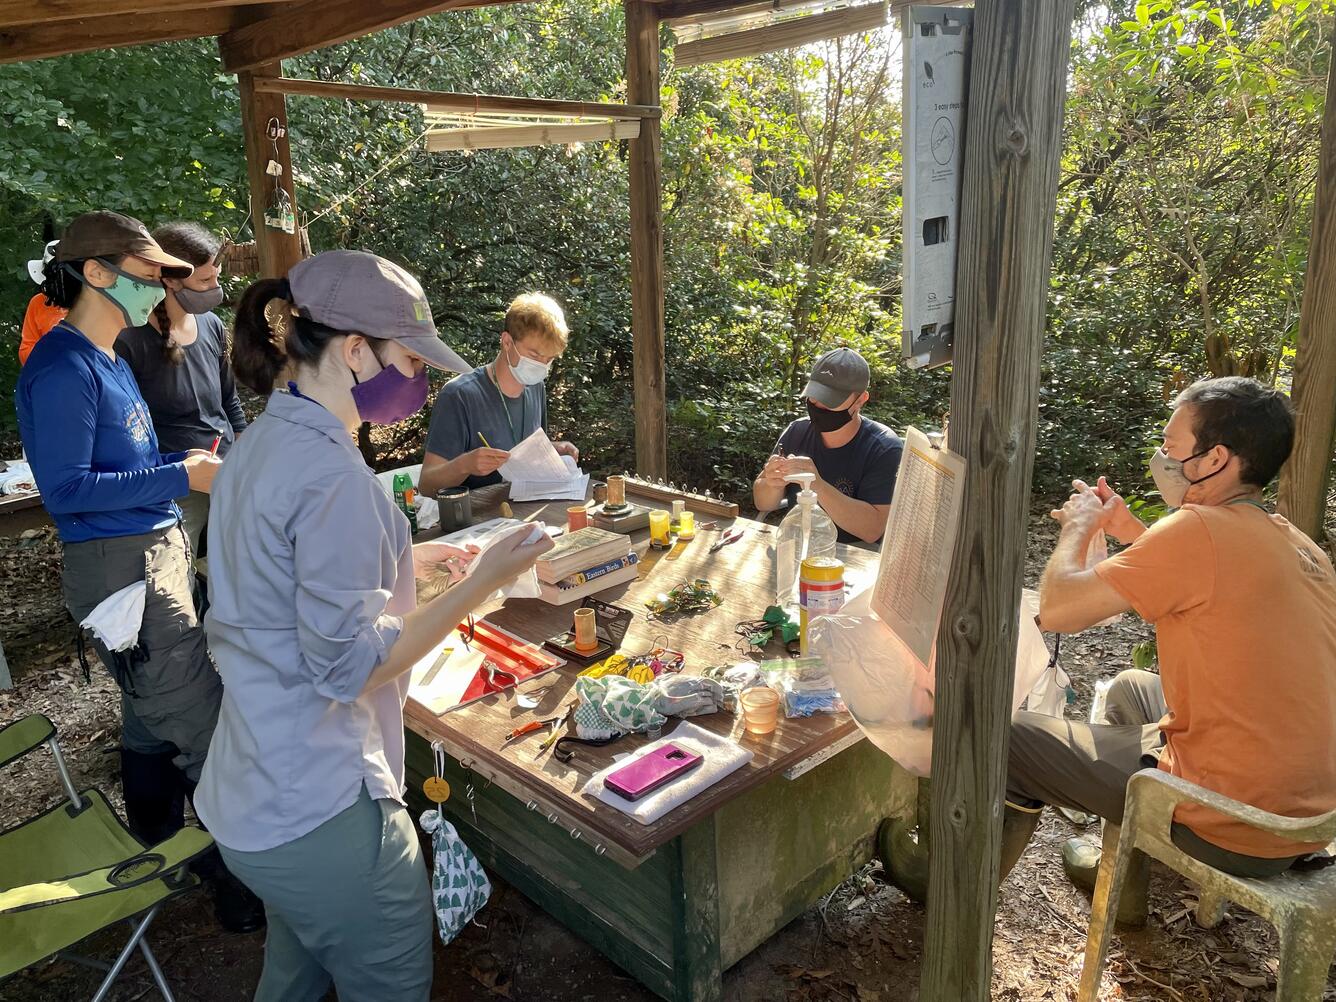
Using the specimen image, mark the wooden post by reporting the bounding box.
[1278,32,1336,542]
[919,2,1075,1000]
[237,61,304,279]
[626,0,668,480]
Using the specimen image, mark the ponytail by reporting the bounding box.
[151,298,186,366]
[231,277,345,395]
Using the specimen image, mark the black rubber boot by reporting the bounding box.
[999,805,1042,882]
[1062,836,1149,927]
[181,778,266,935]
[120,749,186,845]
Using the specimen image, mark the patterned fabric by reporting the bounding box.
[420,810,491,944]
[574,675,665,737]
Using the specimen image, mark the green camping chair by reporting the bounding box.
[0,713,214,1001]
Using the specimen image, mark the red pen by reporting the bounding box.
[208,435,221,458]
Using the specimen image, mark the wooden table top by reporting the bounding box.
[405,483,879,863]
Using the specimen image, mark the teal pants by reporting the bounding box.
[217,785,434,1002]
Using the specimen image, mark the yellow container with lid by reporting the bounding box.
[798,556,845,656]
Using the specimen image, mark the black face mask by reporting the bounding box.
[806,398,854,433]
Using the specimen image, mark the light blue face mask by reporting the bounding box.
[67,260,165,328]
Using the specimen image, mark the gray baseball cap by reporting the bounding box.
[802,347,870,408]
[287,250,470,373]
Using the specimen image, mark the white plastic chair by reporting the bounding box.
[1079,769,1336,1001]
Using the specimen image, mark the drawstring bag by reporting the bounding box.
[419,743,491,944]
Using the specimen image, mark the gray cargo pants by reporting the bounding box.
[1007,669,1299,878]
[62,523,222,782]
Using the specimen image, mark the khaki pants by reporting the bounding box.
[62,524,221,782]
[1007,669,1299,878]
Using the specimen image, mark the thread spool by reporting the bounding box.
[606,475,626,508]
[573,608,598,652]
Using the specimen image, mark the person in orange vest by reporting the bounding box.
[20,240,67,365]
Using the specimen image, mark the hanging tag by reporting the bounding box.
[423,777,451,803]
[265,160,284,177]
[423,740,451,803]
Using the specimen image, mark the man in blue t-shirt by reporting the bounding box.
[419,292,579,495]
[753,347,903,545]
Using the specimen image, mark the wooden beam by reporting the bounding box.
[659,0,955,27]
[673,3,886,67]
[426,119,641,152]
[219,0,469,74]
[626,0,668,480]
[0,5,239,62]
[0,0,287,30]
[256,77,661,120]
[919,2,1075,1000]
[1278,30,1336,542]
[238,62,304,278]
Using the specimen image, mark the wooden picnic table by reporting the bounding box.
[404,483,915,1002]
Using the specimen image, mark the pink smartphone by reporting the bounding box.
[605,744,703,801]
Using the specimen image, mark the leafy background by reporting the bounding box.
[0,0,1330,504]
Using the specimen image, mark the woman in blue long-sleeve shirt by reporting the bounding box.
[15,210,261,933]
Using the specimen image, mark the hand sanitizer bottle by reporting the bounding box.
[775,472,838,613]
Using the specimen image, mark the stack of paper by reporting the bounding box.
[500,429,590,502]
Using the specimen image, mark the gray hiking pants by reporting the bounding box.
[1007,669,1299,878]
[62,523,222,782]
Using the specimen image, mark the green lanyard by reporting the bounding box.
[1226,498,1269,513]
[486,363,526,446]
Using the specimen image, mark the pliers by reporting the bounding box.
[709,527,746,553]
[500,715,563,748]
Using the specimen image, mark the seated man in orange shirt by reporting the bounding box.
[1003,376,1336,921]
[21,240,66,365]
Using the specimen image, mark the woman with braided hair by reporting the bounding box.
[116,222,248,556]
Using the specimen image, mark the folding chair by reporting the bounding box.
[0,713,214,1001]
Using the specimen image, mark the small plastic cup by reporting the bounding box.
[649,509,672,549]
[568,505,589,531]
[678,510,695,540]
[740,687,781,735]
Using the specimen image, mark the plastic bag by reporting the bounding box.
[808,588,1049,776]
[1085,533,1123,628]
[756,657,845,717]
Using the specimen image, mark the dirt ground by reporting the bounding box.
[3,505,1335,1002]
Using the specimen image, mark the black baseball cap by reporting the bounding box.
[802,347,870,408]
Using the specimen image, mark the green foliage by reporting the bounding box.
[0,1,1328,504]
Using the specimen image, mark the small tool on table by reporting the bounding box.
[534,703,576,758]
[709,527,746,553]
[500,714,563,748]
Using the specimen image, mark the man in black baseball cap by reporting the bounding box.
[753,347,904,545]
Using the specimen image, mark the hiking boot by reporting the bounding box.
[999,806,1042,882]
[1062,836,1148,927]
[210,867,266,935]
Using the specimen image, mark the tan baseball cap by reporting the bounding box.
[287,250,470,373]
[56,211,193,279]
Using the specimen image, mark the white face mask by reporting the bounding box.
[506,340,552,386]
[1149,445,1222,509]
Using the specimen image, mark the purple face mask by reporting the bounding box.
[350,351,429,425]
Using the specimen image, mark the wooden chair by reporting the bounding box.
[1079,769,1336,1001]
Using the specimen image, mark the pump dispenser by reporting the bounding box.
[775,472,838,612]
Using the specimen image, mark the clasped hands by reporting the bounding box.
[1050,476,1143,545]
